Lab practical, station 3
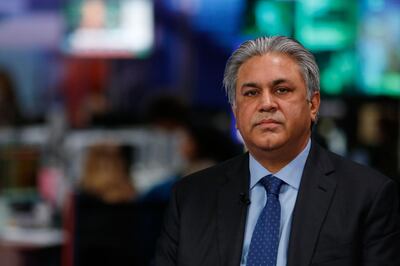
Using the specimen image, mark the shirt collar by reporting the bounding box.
[249,139,311,190]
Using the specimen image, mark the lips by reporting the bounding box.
[255,118,281,126]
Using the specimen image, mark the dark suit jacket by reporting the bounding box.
[155,142,400,266]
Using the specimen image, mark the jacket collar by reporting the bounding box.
[287,141,337,266]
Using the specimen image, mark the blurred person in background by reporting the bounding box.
[140,122,242,203]
[79,143,135,203]
[155,36,400,266]
[63,143,138,266]
[141,94,242,203]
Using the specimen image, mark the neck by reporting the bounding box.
[249,137,310,173]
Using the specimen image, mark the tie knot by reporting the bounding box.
[260,175,283,195]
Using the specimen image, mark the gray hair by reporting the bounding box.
[223,36,320,106]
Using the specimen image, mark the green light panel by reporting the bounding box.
[295,0,357,51]
[320,51,357,95]
[243,0,294,37]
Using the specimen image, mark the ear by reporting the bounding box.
[232,104,239,129]
[309,91,320,122]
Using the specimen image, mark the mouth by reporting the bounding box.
[255,119,281,126]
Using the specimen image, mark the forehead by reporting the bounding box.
[239,53,305,84]
[238,52,302,77]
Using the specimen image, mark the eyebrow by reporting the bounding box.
[240,82,259,89]
[240,78,292,89]
[271,78,291,87]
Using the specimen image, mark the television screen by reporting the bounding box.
[357,0,400,96]
[63,0,154,58]
[242,0,400,97]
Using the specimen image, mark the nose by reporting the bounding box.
[258,90,277,112]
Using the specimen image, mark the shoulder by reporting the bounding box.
[325,146,389,183]
[312,142,396,197]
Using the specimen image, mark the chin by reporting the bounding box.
[249,137,286,152]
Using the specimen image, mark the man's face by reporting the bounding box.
[233,53,320,160]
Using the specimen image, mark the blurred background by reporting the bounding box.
[0,0,398,265]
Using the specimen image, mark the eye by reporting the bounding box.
[275,87,290,95]
[243,89,259,97]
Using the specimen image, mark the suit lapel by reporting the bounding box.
[287,143,337,266]
[217,153,250,266]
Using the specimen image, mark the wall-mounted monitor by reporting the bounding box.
[63,0,154,58]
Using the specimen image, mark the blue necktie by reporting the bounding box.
[247,175,284,266]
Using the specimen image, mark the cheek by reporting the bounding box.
[236,110,252,130]
[286,105,313,126]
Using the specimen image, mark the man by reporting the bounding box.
[155,36,400,266]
